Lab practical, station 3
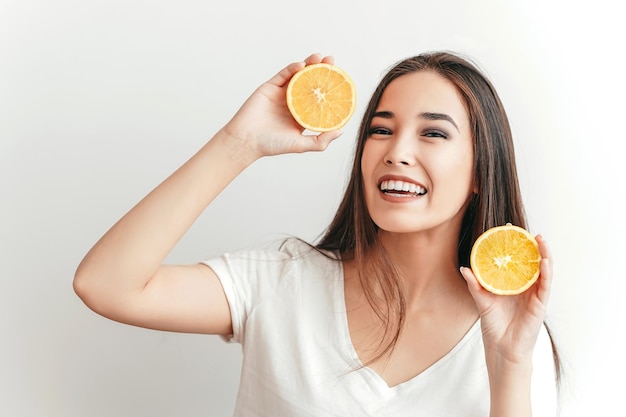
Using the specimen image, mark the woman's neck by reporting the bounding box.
[377,226,465,306]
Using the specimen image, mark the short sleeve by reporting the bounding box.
[201,239,305,344]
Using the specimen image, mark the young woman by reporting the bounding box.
[74,52,559,416]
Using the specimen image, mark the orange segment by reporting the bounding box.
[469,224,541,295]
[286,63,356,132]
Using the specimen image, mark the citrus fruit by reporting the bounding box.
[286,63,356,132]
[469,223,541,295]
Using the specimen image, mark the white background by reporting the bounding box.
[1,0,624,416]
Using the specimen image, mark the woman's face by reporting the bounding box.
[361,70,475,236]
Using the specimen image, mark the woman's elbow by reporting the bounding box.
[73,262,108,315]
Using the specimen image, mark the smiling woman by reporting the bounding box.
[74,51,560,417]
[360,70,475,237]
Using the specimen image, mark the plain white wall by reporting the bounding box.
[1,0,623,416]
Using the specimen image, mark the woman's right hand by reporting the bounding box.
[220,53,344,159]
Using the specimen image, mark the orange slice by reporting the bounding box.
[286,63,356,132]
[469,223,541,295]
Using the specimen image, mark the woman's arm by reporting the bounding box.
[73,53,342,335]
[461,235,555,417]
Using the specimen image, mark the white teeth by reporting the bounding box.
[380,180,426,195]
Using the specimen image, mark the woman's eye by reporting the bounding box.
[368,127,392,136]
[423,130,448,139]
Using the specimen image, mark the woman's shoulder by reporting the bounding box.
[277,237,340,260]
[205,236,340,270]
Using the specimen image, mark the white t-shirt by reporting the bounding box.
[203,238,557,417]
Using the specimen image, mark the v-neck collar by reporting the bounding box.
[333,260,481,391]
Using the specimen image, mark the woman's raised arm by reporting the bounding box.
[73,53,342,334]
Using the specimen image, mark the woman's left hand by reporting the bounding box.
[460,234,554,366]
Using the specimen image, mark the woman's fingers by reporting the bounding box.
[303,53,323,65]
[460,266,494,309]
[268,61,306,87]
[269,53,335,87]
[306,130,343,151]
[320,55,335,65]
[535,234,554,305]
[460,266,479,292]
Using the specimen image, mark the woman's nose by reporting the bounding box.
[385,157,413,166]
[384,138,416,166]
[384,157,411,166]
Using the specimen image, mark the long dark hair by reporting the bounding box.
[316,51,561,381]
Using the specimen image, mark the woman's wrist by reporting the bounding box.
[211,126,264,167]
[486,356,533,417]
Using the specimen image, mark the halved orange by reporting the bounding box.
[469,224,541,295]
[286,63,356,132]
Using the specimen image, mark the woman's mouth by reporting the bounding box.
[379,180,427,197]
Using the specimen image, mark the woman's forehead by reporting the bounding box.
[375,71,469,127]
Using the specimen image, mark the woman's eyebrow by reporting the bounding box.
[419,112,459,131]
[372,111,394,119]
[372,110,459,132]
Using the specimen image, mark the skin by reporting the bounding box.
[361,71,476,237]
[349,70,480,386]
[73,53,554,417]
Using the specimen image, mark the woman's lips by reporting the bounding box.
[379,179,427,196]
[377,176,428,202]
